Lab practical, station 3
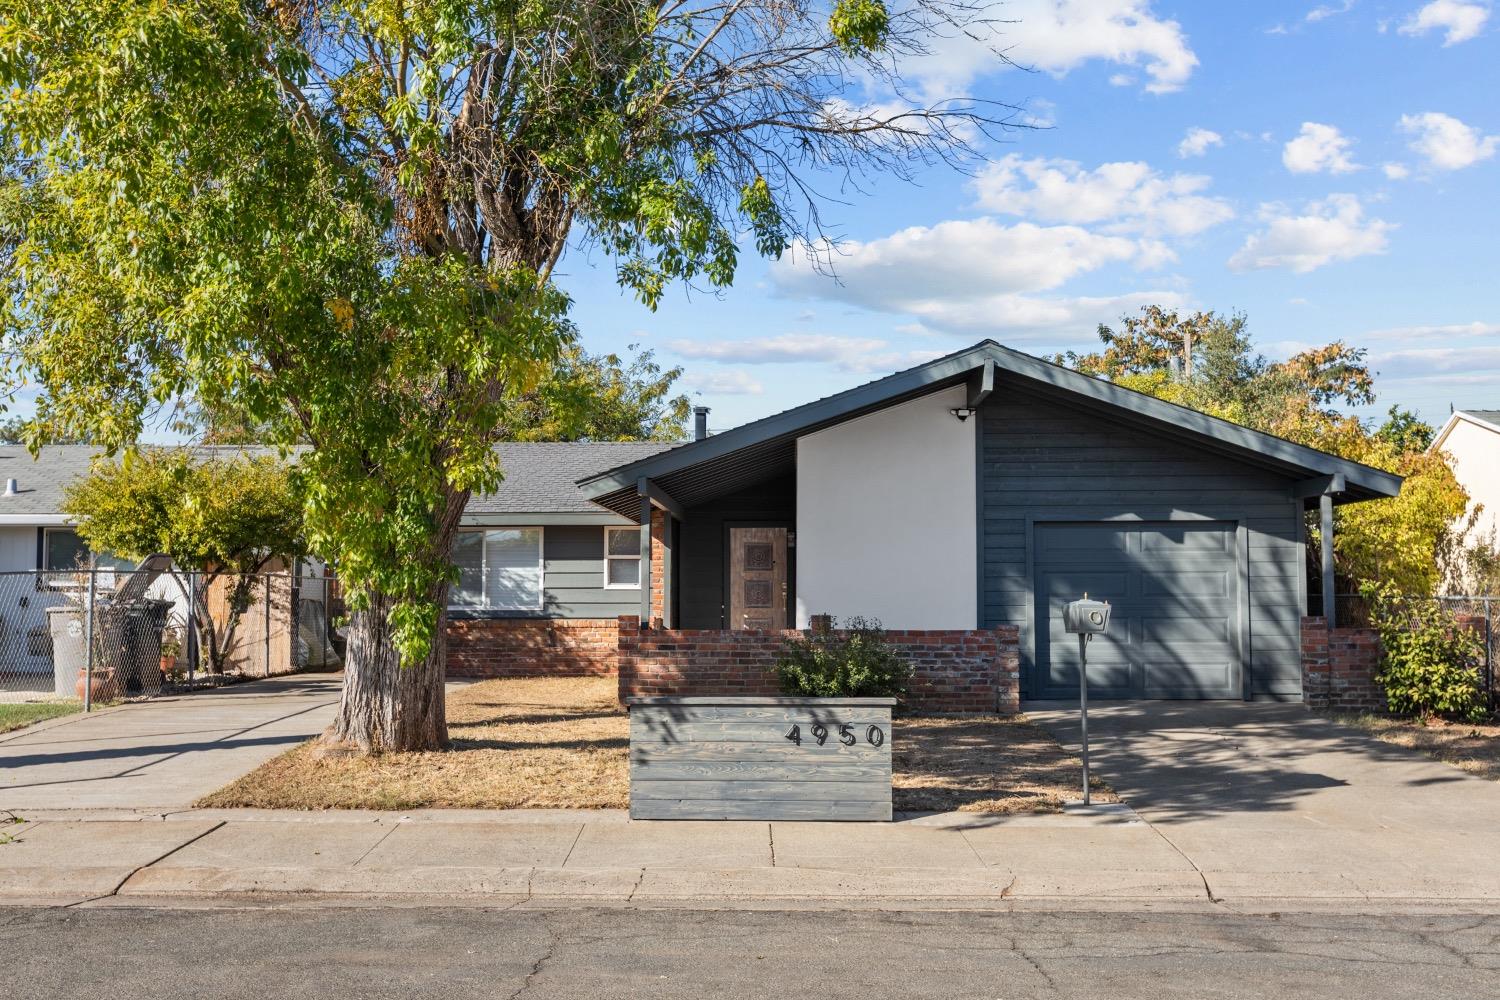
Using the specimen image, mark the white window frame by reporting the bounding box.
[449,526,546,612]
[602,525,643,590]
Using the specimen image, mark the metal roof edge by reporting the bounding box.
[577,341,999,497]
[579,340,1403,501]
[1432,409,1500,452]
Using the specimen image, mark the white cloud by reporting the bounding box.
[1358,320,1500,341]
[1228,194,1394,273]
[1398,1,1490,45]
[1282,122,1360,174]
[667,335,943,374]
[682,370,765,396]
[767,220,1188,339]
[1177,127,1224,158]
[1382,161,1412,179]
[904,0,1198,96]
[1399,111,1499,170]
[1307,0,1357,22]
[972,155,1235,237]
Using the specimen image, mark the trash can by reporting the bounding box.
[103,598,173,696]
[44,606,87,698]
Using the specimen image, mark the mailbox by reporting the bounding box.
[1063,598,1111,635]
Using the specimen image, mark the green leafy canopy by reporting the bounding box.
[0,0,1006,685]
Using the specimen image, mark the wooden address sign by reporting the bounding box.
[627,696,896,821]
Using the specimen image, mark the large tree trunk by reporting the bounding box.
[325,591,451,752]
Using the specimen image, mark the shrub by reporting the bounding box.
[1363,582,1487,721]
[774,615,913,700]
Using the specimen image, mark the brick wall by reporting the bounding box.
[650,509,666,625]
[617,615,1021,714]
[1301,616,1385,712]
[447,618,620,678]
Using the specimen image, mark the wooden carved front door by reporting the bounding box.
[728,526,788,630]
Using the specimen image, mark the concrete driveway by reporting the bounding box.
[1026,701,1500,899]
[0,674,341,812]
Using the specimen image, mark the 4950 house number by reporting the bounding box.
[783,722,885,748]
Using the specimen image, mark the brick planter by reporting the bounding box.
[617,615,1020,714]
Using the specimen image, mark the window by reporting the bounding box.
[41,528,135,573]
[604,526,642,589]
[450,528,544,611]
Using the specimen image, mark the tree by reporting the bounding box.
[1,0,1009,750]
[1056,307,1467,596]
[62,450,306,674]
[0,414,88,446]
[512,343,691,442]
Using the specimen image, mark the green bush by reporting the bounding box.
[774,616,913,700]
[1363,582,1487,721]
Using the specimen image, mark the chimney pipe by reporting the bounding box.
[693,406,710,442]
[3,479,16,497]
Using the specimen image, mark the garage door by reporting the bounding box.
[1033,521,1241,700]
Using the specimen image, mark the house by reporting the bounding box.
[1,341,1403,710]
[1429,409,1500,545]
[0,446,325,689]
[455,341,1401,710]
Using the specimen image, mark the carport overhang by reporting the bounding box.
[577,341,1404,522]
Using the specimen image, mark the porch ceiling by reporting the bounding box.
[590,436,796,519]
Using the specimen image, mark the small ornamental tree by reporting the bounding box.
[62,451,306,675]
[2,0,1011,751]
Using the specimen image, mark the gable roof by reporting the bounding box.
[578,340,1404,516]
[0,441,678,524]
[1430,408,1500,452]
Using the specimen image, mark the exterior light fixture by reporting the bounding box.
[949,407,976,422]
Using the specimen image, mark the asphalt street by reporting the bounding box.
[1,904,1496,999]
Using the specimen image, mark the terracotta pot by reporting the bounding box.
[75,668,118,702]
[160,654,177,675]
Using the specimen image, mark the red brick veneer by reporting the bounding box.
[617,615,1020,714]
[446,617,620,678]
[1300,616,1384,711]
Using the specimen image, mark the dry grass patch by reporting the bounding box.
[202,677,1109,813]
[201,676,629,810]
[1336,713,1500,782]
[894,714,1116,813]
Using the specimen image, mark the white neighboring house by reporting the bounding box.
[1430,409,1500,546]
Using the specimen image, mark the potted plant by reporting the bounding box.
[75,665,119,702]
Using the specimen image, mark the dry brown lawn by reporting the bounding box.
[200,676,1109,813]
[1336,713,1500,782]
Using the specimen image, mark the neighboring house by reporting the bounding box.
[1429,409,1500,544]
[0,341,1404,707]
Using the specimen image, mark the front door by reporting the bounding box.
[728,526,788,630]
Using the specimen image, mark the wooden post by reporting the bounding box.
[263,573,272,677]
[1320,493,1335,630]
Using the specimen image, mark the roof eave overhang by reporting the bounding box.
[579,342,1404,512]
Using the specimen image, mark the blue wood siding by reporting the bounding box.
[980,384,1306,699]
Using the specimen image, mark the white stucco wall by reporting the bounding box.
[1440,416,1500,540]
[795,385,976,629]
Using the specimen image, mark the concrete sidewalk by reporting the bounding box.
[4,802,1499,912]
[0,674,342,811]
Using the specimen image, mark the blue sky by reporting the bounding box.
[564,0,1500,433]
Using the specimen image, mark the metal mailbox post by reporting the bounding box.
[1062,597,1111,805]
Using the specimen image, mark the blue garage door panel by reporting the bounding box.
[1034,521,1241,700]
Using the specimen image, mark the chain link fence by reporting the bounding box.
[1328,592,1497,712]
[0,566,343,710]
